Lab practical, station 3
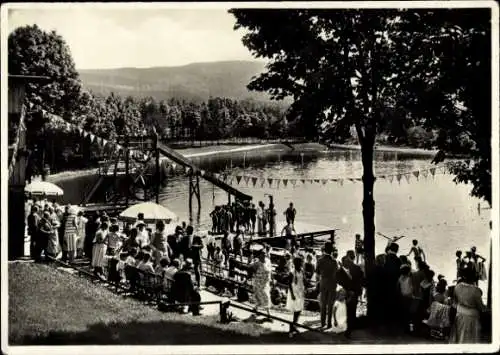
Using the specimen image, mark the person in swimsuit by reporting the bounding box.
[407,239,426,262]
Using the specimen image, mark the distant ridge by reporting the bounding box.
[78,60,288,104]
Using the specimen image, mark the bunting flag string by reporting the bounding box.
[209,164,451,190]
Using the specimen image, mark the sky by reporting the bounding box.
[8,7,257,70]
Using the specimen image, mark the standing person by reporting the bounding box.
[92,222,109,278]
[384,242,402,325]
[354,234,364,264]
[257,201,266,236]
[75,211,88,258]
[233,229,244,261]
[210,207,219,234]
[336,255,364,338]
[407,239,426,263]
[36,211,53,262]
[206,232,215,262]
[249,203,257,235]
[136,222,150,248]
[27,206,41,260]
[284,202,297,225]
[456,250,464,280]
[62,206,78,263]
[221,231,232,267]
[332,288,348,334]
[150,220,172,266]
[48,207,61,257]
[191,232,204,287]
[316,241,338,329]
[249,250,273,322]
[168,226,184,259]
[449,268,485,344]
[133,213,145,228]
[106,224,123,257]
[398,264,415,331]
[84,213,99,259]
[470,246,486,286]
[286,257,305,338]
[180,225,194,261]
[45,210,60,260]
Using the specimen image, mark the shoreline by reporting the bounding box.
[47,142,437,183]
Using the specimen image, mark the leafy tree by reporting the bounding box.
[230,8,491,316]
[9,25,84,175]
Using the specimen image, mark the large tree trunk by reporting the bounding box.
[359,128,377,321]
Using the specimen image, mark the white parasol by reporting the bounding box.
[25,181,64,196]
[118,202,178,224]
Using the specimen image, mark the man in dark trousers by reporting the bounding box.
[284,202,297,225]
[383,242,402,325]
[337,255,364,338]
[316,241,338,329]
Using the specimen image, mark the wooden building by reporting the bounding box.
[7,75,49,260]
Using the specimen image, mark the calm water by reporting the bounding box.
[57,148,491,292]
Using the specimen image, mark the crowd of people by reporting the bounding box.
[369,240,488,344]
[25,196,488,343]
[209,200,294,237]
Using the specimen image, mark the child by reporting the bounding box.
[138,253,155,273]
[125,248,138,266]
[332,288,348,334]
[214,246,225,276]
[407,239,426,262]
[354,234,364,264]
[286,257,305,338]
[304,253,315,282]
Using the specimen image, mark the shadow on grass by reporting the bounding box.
[12,317,339,346]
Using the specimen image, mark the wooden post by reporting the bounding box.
[155,132,160,204]
[189,173,193,215]
[196,174,201,210]
[125,136,130,207]
[228,193,231,206]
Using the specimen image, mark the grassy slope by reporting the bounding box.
[8,262,330,345]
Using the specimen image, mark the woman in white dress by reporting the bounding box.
[92,222,109,278]
[286,257,305,337]
[75,211,88,258]
[332,287,348,334]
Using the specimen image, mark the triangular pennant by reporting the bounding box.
[90,134,95,143]
[430,167,436,177]
[252,177,258,187]
[301,179,306,185]
[290,179,297,187]
[413,171,420,180]
[200,170,205,177]
[227,176,234,185]
[283,179,288,187]
[236,176,243,185]
[84,131,90,138]
[422,170,428,179]
[171,163,177,170]
[330,178,338,183]
[396,174,402,184]
[244,176,250,186]
[389,176,394,183]
[102,139,108,147]
[214,173,221,180]
[322,179,328,185]
[404,174,411,184]
[78,127,83,135]
[314,179,320,184]
[260,178,266,187]
[185,166,191,174]
[349,178,356,183]
[266,178,272,187]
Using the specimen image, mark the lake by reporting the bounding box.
[56,147,491,294]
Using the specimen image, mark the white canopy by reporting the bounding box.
[118,202,178,224]
[25,181,64,196]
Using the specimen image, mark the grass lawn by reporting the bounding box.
[8,262,444,346]
[8,262,331,345]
